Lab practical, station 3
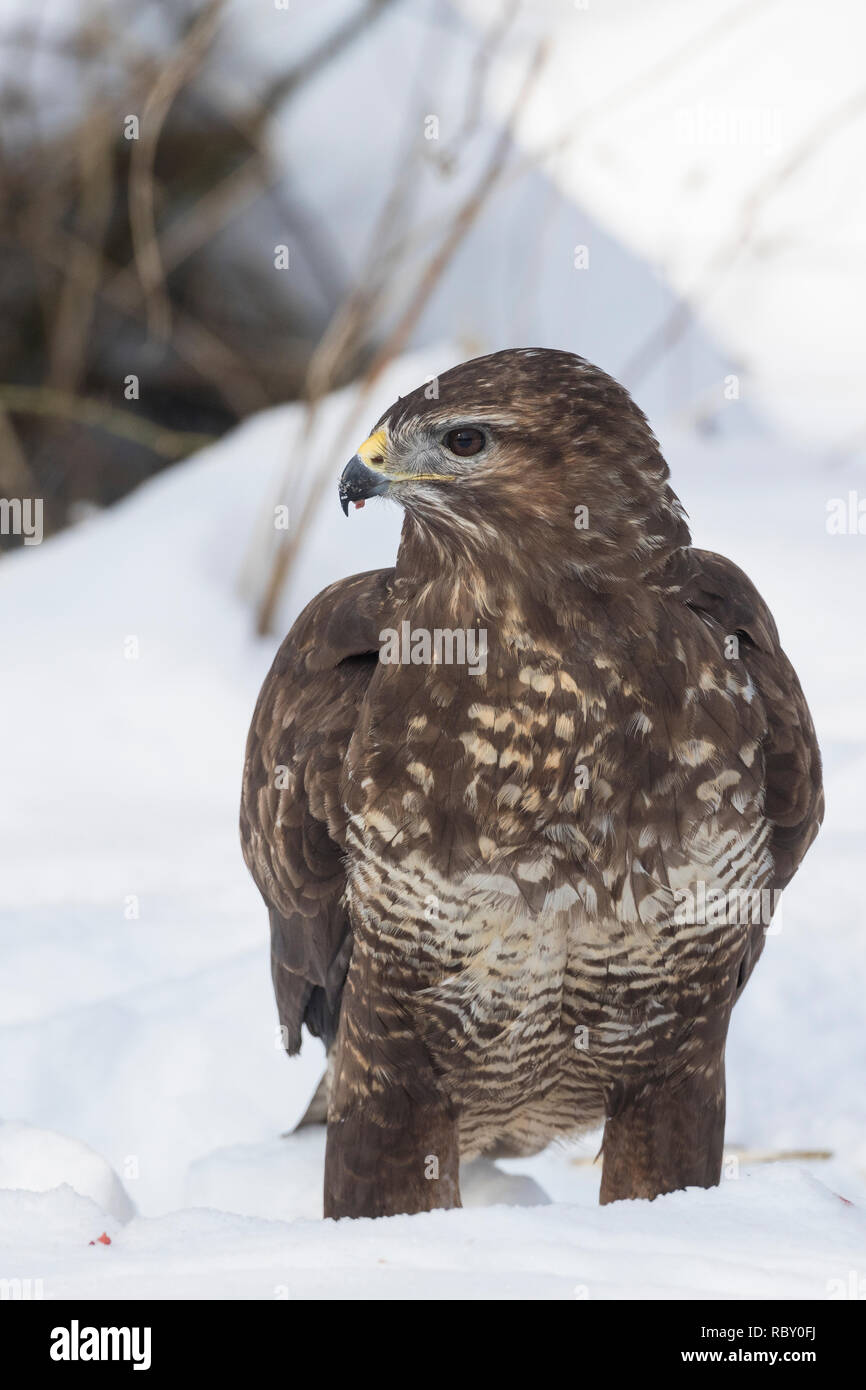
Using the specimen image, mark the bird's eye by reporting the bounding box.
[443,427,485,457]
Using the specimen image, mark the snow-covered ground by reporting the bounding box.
[1,353,865,1299]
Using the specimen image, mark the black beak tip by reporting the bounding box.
[338,454,387,516]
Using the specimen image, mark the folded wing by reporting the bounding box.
[681,547,824,894]
[240,568,394,1051]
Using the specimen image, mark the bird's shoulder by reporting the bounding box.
[267,566,396,678]
[676,547,779,652]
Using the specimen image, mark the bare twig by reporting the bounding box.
[21,219,273,417]
[0,384,216,459]
[427,0,520,173]
[128,0,225,341]
[47,102,114,394]
[569,1147,833,1169]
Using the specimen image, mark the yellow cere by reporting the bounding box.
[356,429,389,470]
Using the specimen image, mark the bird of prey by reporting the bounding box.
[240,348,823,1220]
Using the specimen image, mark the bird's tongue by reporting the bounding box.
[354,499,366,509]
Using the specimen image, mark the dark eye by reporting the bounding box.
[443,427,485,457]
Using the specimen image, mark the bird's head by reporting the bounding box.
[339,348,690,589]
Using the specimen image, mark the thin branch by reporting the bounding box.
[20,218,273,417]
[0,385,216,459]
[569,1147,833,1168]
[47,102,114,394]
[128,0,225,341]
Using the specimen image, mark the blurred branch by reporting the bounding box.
[47,102,114,394]
[22,219,274,416]
[0,0,461,546]
[144,155,272,276]
[128,0,225,341]
[0,406,35,494]
[122,4,402,299]
[425,0,519,174]
[0,385,215,459]
[254,35,551,636]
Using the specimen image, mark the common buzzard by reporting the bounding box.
[241,349,823,1219]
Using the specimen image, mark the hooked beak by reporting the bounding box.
[338,454,390,516]
[339,427,391,516]
[338,424,452,515]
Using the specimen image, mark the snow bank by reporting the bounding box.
[0,1122,134,1224]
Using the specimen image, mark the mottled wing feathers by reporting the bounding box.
[682,548,824,891]
[240,568,394,1051]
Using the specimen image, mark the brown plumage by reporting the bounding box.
[240,349,823,1219]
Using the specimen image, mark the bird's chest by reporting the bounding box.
[343,642,612,858]
[342,649,613,1018]
[341,634,770,1063]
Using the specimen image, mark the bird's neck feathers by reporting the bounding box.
[393,477,691,630]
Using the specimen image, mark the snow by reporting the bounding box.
[1,1167,863,1301]
[455,0,866,450]
[0,1122,134,1224]
[1,352,865,1298]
